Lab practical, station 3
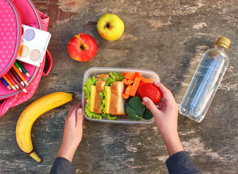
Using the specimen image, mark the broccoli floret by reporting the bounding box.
[126,97,145,120]
[125,103,142,120]
[143,108,154,120]
[128,97,145,116]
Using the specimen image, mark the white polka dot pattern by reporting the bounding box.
[0,1,20,74]
[0,2,51,117]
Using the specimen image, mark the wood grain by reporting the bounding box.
[0,0,238,173]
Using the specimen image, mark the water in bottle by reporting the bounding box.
[179,37,231,122]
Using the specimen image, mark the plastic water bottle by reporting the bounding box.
[179,37,231,122]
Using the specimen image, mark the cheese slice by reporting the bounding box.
[105,86,111,114]
[89,85,96,112]
[94,81,106,114]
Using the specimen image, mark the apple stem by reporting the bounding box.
[104,23,110,29]
[80,45,85,50]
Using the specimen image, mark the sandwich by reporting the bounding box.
[84,72,126,119]
[109,81,126,115]
[89,81,126,116]
[95,80,106,113]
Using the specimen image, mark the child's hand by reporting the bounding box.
[57,101,84,162]
[142,82,184,156]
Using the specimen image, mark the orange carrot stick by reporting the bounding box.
[122,79,128,85]
[122,93,129,99]
[125,85,132,95]
[135,72,153,83]
[122,72,136,80]
[141,78,153,83]
[129,77,141,96]
[127,79,134,85]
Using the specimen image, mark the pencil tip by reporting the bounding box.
[23,89,28,93]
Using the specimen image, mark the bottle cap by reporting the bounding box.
[216,37,231,49]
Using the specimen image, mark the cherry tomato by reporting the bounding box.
[138,83,163,103]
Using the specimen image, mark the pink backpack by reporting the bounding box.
[0,0,53,117]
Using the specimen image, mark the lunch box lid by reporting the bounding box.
[0,0,22,77]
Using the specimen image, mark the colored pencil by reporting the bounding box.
[0,77,12,91]
[14,61,23,73]
[8,71,28,94]
[10,69,25,87]
[12,65,28,86]
[16,60,30,78]
[5,73,19,89]
[2,75,16,90]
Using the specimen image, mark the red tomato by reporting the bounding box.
[138,83,163,103]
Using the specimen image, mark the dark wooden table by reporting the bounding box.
[0,0,238,173]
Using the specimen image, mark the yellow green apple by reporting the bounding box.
[97,14,124,41]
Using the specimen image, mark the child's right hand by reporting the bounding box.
[142,82,184,156]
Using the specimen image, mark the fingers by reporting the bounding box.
[67,101,82,118]
[76,101,82,108]
[68,103,79,116]
[67,104,76,117]
[153,82,177,106]
[66,102,83,127]
[156,101,164,109]
[153,82,173,99]
[73,102,82,116]
[76,108,84,128]
[142,97,161,116]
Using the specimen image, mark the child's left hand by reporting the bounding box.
[57,101,84,162]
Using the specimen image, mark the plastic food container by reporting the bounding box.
[82,67,160,124]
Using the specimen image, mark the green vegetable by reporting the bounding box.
[125,96,154,121]
[100,90,105,112]
[83,77,102,119]
[125,97,145,120]
[110,72,125,81]
[105,72,125,86]
[143,108,154,120]
[85,107,102,119]
[83,76,96,99]
[100,89,116,120]
[127,97,145,116]
[103,113,117,120]
[105,78,114,86]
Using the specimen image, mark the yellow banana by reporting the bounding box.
[16,92,73,162]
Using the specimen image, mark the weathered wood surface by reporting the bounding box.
[0,0,238,173]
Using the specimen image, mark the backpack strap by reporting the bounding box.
[42,50,53,76]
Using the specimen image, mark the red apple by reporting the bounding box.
[67,33,97,62]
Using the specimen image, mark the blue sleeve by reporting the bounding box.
[50,157,75,174]
[166,151,202,174]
